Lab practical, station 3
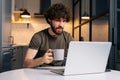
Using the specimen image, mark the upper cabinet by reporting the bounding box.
[13,0,51,16]
[12,0,51,23]
[13,0,40,16]
[12,0,72,23]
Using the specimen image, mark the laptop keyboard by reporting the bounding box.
[51,69,65,75]
[52,69,64,72]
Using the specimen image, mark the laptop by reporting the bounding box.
[51,41,112,76]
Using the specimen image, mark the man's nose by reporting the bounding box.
[59,21,64,26]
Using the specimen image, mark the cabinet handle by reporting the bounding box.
[112,28,115,46]
[11,58,16,61]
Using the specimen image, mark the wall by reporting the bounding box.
[12,17,72,45]
[74,19,108,41]
[12,0,73,45]
[73,0,109,41]
[12,0,108,45]
[92,17,108,41]
[80,18,108,41]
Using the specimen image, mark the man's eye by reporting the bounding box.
[56,20,60,21]
[63,20,66,22]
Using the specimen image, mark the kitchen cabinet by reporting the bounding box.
[14,0,51,16]
[11,46,28,70]
[115,0,120,70]
[11,46,23,69]
[1,46,28,72]
[14,0,40,16]
[95,0,108,15]
[110,0,120,70]
[2,48,13,72]
[40,0,51,14]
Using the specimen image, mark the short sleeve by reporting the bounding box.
[29,33,42,50]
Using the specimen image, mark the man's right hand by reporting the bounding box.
[41,49,54,64]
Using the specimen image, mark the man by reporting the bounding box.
[23,3,74,68]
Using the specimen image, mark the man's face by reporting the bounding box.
[49,18,66,35]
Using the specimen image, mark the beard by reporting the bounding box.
[51,24,64,35]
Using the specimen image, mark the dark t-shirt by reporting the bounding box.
[29,28,74,66]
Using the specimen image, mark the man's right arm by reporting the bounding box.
[23,48,53,68]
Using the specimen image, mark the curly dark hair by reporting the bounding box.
[44,3,71,24]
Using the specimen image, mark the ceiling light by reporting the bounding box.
[21,9,31,18]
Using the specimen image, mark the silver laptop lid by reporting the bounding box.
[64,41,112,75]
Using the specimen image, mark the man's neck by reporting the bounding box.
[48,28,57,37]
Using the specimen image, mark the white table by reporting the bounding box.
[0,67,120,80]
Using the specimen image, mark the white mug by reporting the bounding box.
[53,49,64,60]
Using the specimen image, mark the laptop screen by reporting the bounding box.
[63,41,112,75]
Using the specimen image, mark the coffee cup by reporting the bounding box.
[53,49,64,60]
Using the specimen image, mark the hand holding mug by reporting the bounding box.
[41,49,53,64]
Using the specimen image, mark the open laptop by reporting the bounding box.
[51,41,112,76]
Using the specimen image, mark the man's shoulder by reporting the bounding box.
[35,28,48,35]
[62,31,74,41]
[63,31,71,35]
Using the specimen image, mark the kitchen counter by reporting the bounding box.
[11,44,28,47]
